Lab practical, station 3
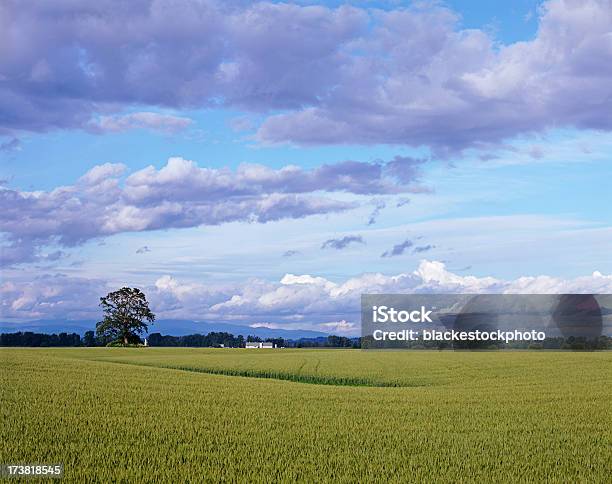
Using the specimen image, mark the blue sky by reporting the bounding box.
[1,0,611,331]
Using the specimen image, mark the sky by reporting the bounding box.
[1,0,612,334]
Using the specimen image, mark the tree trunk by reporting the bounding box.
[124,334,128,345]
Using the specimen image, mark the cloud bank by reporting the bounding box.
[0,155,424,265]
[1,1,611,154]
[4,261,612,335]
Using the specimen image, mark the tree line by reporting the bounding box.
[0,330,359,348]
[147,333,359,348]
[0,331,83,347]
[2,331,610,349]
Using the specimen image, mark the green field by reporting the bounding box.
[1,348,611,482]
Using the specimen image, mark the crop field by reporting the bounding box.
[1,348,611,482]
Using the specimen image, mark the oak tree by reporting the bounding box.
[96,287,155,345]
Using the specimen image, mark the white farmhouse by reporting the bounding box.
[245,342,276,348]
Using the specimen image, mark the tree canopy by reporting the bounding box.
[96,287,155,345]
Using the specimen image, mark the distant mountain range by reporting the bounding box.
[0,319,328,340]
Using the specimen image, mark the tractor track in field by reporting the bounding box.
[84,357,433,388]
